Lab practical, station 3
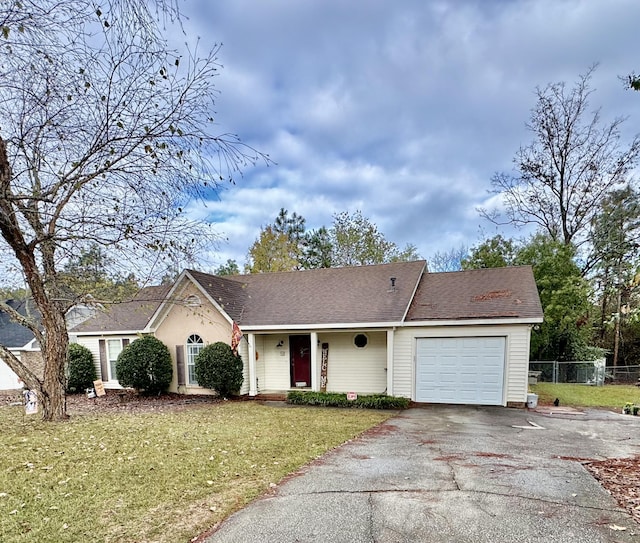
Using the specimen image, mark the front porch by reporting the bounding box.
[241,329,396,397]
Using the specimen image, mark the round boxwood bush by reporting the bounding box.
[116,336,172,395]
[66,343,97,393]
[195,342,243,398]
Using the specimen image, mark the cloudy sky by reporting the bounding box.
[179,0,640,271]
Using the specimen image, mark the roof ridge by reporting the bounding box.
[430,265,533,275]
[192,259,427,281]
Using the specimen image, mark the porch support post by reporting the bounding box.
[386,329,395,396]
[310,332,319,392]
[248,333,258,397]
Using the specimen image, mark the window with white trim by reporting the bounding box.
[186,334,204,385]
[107,339,124,381]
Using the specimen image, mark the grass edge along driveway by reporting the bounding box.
[0,402,391,543]
[531,383,640,409]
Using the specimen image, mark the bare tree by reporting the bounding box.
[428,246,467,272]
[0,1,268,420]
[483,67,640,251]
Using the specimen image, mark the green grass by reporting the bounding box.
[530,383,640,408]
[0,402,389,543]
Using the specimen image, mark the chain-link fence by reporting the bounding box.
[606,365,640,384]
[529,359,606,386]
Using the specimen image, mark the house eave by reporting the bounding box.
[403,317,544,327]
[240,321,403,332]
[71,330,144,337]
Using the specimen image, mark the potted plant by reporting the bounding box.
[623,402,633,415]
[632,405,640,416]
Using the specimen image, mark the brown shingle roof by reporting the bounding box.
[71,284,171,333]
[406,266,543,321]
[190,261,427,327]
[186,270,249,323]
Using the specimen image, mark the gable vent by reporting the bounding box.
[184,294,201,307]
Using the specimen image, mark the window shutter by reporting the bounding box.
[176,345,185,386]
[122,338,130,348]
[99,340,108,381]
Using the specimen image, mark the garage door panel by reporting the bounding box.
[415,337,505,405]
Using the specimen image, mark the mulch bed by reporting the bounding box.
[0,388,221,414]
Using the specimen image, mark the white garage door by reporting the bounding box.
[415,337,505,405]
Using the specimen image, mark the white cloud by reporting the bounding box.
[177,0,640,270]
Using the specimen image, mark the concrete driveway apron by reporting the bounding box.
[203,405,640,543]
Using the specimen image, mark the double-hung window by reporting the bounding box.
[107,339,124,381]
[186,334,204,385]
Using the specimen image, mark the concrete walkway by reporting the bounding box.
[203,406,640,542]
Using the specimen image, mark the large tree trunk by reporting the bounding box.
[40,308,69,420]
[0,136,69,421]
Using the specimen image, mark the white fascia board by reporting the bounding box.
[72,330,145,337]
[240,321,403,332]
[144,270,191,332]
[403,317,544,327]
[22,338,40,351]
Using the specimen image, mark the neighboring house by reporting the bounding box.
[0,299,41,389]
[0,299,97,390]
[72,262,543,406]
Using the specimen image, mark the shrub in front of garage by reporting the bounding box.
[287,391,409,409]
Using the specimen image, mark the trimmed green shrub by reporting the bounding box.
[195,342,243,398]
[287,391,410,410]
[116,336,172,395]
[66,343,97,393]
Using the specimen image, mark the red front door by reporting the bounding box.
[290,335,311,387]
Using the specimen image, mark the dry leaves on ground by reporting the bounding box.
[585,456,640,524]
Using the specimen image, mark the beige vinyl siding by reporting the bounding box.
[154,281,232,394]
[74,336,101,380]
[503,326,532,404]
[392,329,413,398]
[393,324,532,404]
[73,334,140,389]
[317,331,387,394]
[258,335,292,391]
[237,337,251,395]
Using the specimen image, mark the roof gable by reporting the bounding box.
[185,270,249,324]
[406,266,543,322]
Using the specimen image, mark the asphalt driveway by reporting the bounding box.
[203,405,640,543]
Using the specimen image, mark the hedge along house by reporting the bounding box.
[72,261,543,406]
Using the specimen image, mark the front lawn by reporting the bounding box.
[530,383,640,409]
[0,402,390,543]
